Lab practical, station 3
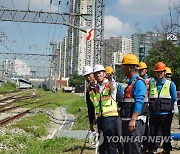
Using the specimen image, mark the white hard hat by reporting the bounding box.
[82,66,93,76]
[93,64,105,73]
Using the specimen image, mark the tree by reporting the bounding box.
[69,75,85,87]
[145,40,180,90]
[154,1,180,45]
[115,65,127,83]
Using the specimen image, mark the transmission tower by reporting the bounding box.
[94,0,105,64]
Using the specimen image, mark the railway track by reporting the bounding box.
[0,94,61,127]
[0,95,33,109]
[0,91,30,102]
[0,90,20,95]
[0,109,30,126]
[0,102,51,126]
[0,100,40,113]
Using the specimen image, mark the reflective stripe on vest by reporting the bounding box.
[120,76,148,118]
[149,80,172,112]
[149,80,171,98]
[88,82,118,117]
[124,98,149,102]
[124,76,147,101]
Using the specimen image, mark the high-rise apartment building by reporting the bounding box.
[103,36,132,66]
[131,32,164,61]
[57,37,68,78]
[67,0,93,76]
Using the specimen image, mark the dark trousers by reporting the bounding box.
[116,117,124,154]
[149,114,173,151]
[142,117,149,151]
[178,106,180,125]
[142,117,162,151]
[178,100,180,125]
[97,116,118,154]
[122,120,145,154]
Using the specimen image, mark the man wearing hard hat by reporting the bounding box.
[165,67,180,128]
[148,62,177,153]
[138,62,154,152]
[105,66,124,103]
[90,64,119,154]
[82,66,96,132]
[165,67,172,81]
[120,54,147,154]
[139,62,154,89]
[105,66,124,154]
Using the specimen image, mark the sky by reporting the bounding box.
[0,0,178,73]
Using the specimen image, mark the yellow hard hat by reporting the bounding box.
[165,67,172,74]
[105,66,114,74]
[122,54,139,65]
[139,62,147,69]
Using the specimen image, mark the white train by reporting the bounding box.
[17,79,32,89]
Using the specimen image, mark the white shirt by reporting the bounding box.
[97,79,117,101]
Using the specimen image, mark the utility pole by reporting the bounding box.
[50,41,59,91]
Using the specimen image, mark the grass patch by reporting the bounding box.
[0,131,30,154]
[71,108,89,130]
[0,82,16,92]
[24,137,88,154]
[1,88,91,153]
[13,88,89,130]
[0,132,93,154]
[12,113,50,137]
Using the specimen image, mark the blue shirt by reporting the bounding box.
[143,74,154,83]
[153,78,177,115]
[116,82,124,102]
[128,73,146,113]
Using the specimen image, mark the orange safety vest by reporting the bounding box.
[119,76,148,118]
[124,76,148,101]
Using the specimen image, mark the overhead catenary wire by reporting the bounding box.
[57,0,69,40]
[0,27,13,53]
[46,0,53,52]
[52,1,61,41]
[10,0,27,47]
[0,43,14,53]
[0,26,24,53]
[41,0,45,11]
[24,0,35,51]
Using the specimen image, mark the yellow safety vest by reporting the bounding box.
[88,82,118,117]
[149,80,171,98]
[149,80,172,112]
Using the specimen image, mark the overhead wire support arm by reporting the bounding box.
[0,8,91,33]
[0,52,55,60]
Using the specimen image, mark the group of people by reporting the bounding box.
[82,54,177,154]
